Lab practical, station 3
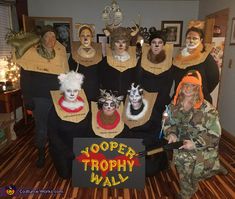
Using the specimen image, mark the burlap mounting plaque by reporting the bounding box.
[14,41,69,75]
[106,45,137,72]
[71,41,102,66]
[50,89,89,123]
[173,43,213,69]
[91,101,124,138]
[141,43,173,75]
[123,90,158,129]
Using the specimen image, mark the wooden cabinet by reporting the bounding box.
[0,89,24,149]
[0,89,23,114]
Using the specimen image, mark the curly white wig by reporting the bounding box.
[58,71,84,92]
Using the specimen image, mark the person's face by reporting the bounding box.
[79,29,92,48]
[114,39,127,55]
[129,91,142,110]
[185,31,202,50]
[150,38,164,55]
[42,31,56,49]
[181,83,199,97]
[102,100,116,116]
[64,88,79,102]
[58,27,68,40]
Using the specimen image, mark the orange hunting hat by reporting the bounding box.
[173,70,204,109]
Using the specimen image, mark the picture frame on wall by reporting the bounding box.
[229,17,235,45]
[22,15,73,53]
[97,34,109,56]
[161,21,183,47]
[54,22,71,53]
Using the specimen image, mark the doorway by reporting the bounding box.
[205,8,229,108]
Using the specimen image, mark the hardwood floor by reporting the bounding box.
[0,126,234,199]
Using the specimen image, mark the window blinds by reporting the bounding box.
[0,5,12,58]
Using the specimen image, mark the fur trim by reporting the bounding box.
[126,98,148,120]
[141,43,173,75]
[61,100,84,110]
[113,51,130,62]
[71,41,102,66]
[173,43,213,69]
[96,110,120,130]
[58,71,84,92]
[59,96,84,113]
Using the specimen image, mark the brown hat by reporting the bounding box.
[110,27,132,50]
[149,30,167,45]
[40,25,56,37]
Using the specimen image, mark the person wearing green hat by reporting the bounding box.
[10,25,69,168]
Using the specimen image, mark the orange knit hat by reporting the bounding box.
[173,70,204,109]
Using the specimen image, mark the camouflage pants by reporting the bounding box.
[175,158,198,199]
[175,151,221,199]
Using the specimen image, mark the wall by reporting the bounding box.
[27,0,199,44]
[199,0,235,135]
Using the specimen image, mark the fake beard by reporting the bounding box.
[181,42,201,57]
[147,49,166,64]
[186,41,200,50]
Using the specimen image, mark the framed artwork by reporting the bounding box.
[96,34,109,56]
[53,22,71,53]
[229,17,235,45]
[161,21,183,47]
[22,15,73,53]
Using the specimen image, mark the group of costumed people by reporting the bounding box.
[7,19,227,199]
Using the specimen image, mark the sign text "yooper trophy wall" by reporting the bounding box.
[72,138,145,188]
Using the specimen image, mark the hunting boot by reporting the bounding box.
[36,148,45,168]
[218,165,228,175]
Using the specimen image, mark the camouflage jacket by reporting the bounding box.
[163,100,221,162]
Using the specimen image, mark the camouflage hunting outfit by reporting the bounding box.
[164,100,223,199]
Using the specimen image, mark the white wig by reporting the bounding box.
[58,71,84,92]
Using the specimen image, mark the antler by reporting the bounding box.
[130,22,139,37]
